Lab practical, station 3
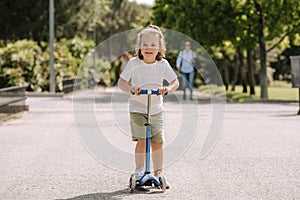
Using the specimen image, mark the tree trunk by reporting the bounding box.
[224,64,229,91]
[218,54,230,91]
[255,1,268,99]
[231,47,239,91]
[238,48,248,93]
[247,49,256,95]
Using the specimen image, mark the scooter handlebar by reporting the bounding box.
[131,89,168,95]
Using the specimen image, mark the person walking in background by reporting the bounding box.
[176,41,196,100]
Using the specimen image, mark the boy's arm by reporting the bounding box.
[118,78,132,94]
[167,79,179,93]
[158,78,179,95]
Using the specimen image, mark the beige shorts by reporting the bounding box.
[130,112,165,143]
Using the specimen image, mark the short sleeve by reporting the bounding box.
[120,59,132,82]
[164,60,177,83]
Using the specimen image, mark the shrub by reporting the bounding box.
[0,38,95,92]
[0,40,48,91]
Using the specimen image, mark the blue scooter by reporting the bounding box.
[129,89,167,192]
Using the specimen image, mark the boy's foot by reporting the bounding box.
[134,171,144,181]
[155,174,170,189]
[133,168,144,180]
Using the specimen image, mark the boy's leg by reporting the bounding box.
[151,141,163,175]
[135,138,146,170]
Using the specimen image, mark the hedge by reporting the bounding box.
[0,37,95,92]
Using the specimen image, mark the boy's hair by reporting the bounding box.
[135,25,166,61]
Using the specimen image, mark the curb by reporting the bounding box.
[26,92,64,98]
[243,99,299,104]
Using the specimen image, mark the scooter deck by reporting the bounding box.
[137,174,161,187]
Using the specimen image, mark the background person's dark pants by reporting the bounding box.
[181,71,195,100]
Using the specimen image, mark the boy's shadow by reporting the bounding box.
[58,187,164,200]
[57,188,129,200]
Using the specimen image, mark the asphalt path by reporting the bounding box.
[0,88,299,200]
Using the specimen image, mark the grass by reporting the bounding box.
[199,81,299,102]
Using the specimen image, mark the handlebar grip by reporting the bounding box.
[151,90,159,95]
[139,89,149,94]
[151,90,168,95]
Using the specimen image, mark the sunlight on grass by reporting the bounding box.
[199,81,299,102]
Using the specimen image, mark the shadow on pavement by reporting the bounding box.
[58,187,165,200]
[57,188,130,200]
[270,113,300,117]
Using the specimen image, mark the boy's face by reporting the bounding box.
[140,33,160,63]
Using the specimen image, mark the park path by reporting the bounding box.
[0,88,299,200]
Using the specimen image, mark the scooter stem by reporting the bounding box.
[145,93,152,173]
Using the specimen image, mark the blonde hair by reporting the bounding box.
[135,25,166,61]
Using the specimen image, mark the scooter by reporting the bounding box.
[129,89,167,192]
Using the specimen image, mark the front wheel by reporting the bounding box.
[158,174,167,192]
[129,175,136,193]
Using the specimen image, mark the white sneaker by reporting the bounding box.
[134,168,144,180]
[155,173,170,189]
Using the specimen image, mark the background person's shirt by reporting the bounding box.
[176,50,196,73]
[120,57,177,115]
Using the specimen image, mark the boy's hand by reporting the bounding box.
[157,87,169,95]
[131,87,141,96]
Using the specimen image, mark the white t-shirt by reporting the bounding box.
[120,57,177,115]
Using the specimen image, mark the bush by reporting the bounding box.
[0,40,48,91]
[0,38,95,92]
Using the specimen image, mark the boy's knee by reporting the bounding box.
[151,141,163,149]
[137,138,146,146]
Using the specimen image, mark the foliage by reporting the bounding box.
[153,0,300,99]
[0,0,152,43]
[0,40,47,91]
[0,38,95,92]
[92,0,152,43]
[0,0,91,42]
[0,0,154,92]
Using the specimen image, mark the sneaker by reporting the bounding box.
[133,168,144,180]
[155,174,170,189]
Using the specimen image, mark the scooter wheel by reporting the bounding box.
[129,174,136,193]
[158,174,167,192]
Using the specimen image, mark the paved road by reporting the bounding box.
[0,88,299,200]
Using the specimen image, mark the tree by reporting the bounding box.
[0,0,92,42]
[153,0,300,99]
[0,0,152,43]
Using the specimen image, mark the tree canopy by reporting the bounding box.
[153,0,300,98]
[0,0,152,42]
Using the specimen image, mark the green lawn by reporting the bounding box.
[199,81,299,102]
